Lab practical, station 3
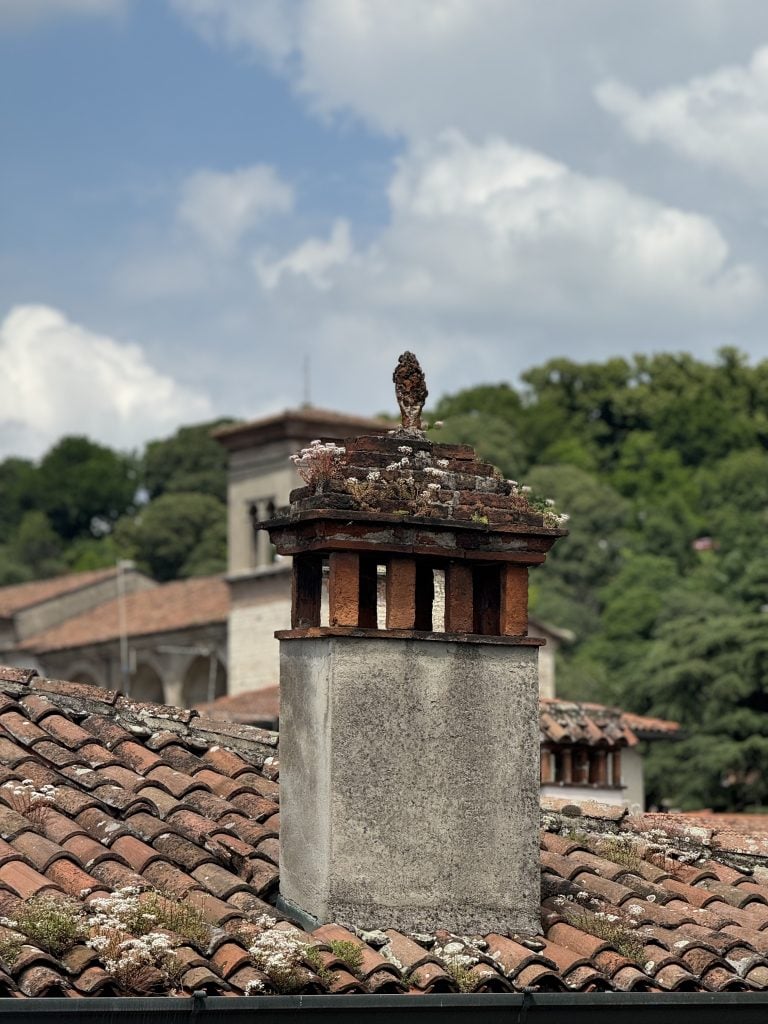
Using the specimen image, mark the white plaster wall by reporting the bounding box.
[537,644,556,699]
[227,441,301,574]
[540,784,625,807]
[228,602,290,693]
[621,747,645,812]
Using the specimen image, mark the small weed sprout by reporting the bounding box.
[142,893,209,947]
[328,939,364,976]
[2,895,85,957]
[433,938,481,993]
[0,935,22,967]
[554,893,645,962]
[302,945,336,986]
[562,827,590,846]
[597,835,644,874]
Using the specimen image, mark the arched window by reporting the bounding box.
[130,663,165,704]
[182,655,227,709]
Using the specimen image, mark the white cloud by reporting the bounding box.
[168,0,759,142]
[254,219,352,290]
[177,164,294,252]
[0,0,125,30]
[596,47,768,186]
[168,0,298,65]
[262,133,761,327]
[0,305,212,459]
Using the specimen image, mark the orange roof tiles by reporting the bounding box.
[21,576,228,653]
[194,686,280,724]
[540,698,679,747]
[616,709,682,739]
[0,569,117,619]
[0,665,759,998]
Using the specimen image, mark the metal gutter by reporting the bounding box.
[1,992,767,1022]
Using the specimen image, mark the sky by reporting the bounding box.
[4,0,768,458]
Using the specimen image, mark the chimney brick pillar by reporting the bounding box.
[385,557,417,629]
[328,552,360,627]
[444,562,473,632]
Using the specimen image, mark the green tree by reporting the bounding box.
[525,464,628,641]
[0,457,38,539]
[633,590,768,811]
[115,492,226,582]
[142,419,234,502]
[11,511,64,579]
[37,437,136,540]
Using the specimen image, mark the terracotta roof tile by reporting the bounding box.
[0,665,762,998]
[0,713,47,746]
[0,861,57,899]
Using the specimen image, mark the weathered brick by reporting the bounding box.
[385,558,416,629]
[292,554,322,628]
[444,563,473,632]
[329,552,360,627]
[500,565,528,636]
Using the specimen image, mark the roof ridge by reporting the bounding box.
[0,567,119,617]
[541,795,768,871]
[0,666,277,762]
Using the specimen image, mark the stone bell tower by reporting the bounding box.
[260,354,566,935]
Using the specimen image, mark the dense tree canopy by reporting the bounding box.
[0,425,231,586]
[37,437,136,540]
[142,419,233,502]
[428,348,768,811]
[114,492,226,582]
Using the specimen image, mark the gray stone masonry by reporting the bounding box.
[279,635,540,935]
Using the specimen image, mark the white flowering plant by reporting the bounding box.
[432,936,485,992]
[0,894,85,957]
[290,440,347,493]
[83,887,208,992]
[246,914,317,993]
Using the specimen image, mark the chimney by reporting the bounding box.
[261,354,566,935]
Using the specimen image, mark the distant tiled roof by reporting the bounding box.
[214,407,390,451]
[21,577,228,653]
[194,687,280,725]
[0,667,760,995]
[540,699,680,748]
[0,569,117,619]
[619,709,683,740]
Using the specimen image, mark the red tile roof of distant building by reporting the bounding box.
[20,576,228,653]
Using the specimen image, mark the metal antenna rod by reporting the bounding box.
[303,353,311,407]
